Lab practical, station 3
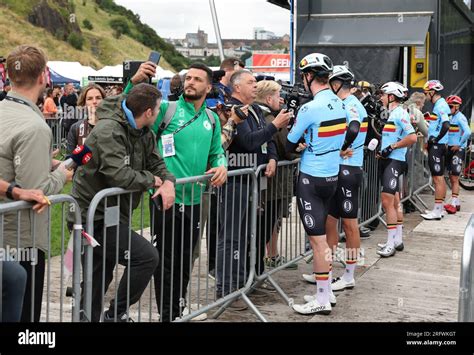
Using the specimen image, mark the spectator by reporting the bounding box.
[206,57,245,108]
[69,83,176,322]
[255,80,299,270]
[0,179,49,322]
[52,85,61,107]
[216,70,291,309]
[125,62,227,322]
[167,74,183,101]
[0,45,72,322]
[404,91,428,137]
[42,88,58,118]
[0,79,11,101]
[66,84,106,154]
[60,82,78,135]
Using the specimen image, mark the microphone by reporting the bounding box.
[368,138,379,151]
[63,145,92,169]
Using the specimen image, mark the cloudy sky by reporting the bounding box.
[115,0,290,40]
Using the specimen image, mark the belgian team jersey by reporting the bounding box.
[381,106,415,162]
[340,94,368,167]
[426,98,450,144]
[288,88,346,177]
[448,110,471,148]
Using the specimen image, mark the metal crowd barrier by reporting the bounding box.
[459,214,474,321]
[0,195,82,322]
[82,168,265,323]
[45,112,67,151]
[407,137,433,213]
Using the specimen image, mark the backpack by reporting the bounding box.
[156,101,216,139]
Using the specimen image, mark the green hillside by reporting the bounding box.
[0,0,188,71]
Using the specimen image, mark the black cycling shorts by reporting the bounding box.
[379,158,407,195]
[296,172,338,236]
[428,143,447,177]
[328,165,363,219]
[446,147,465,177]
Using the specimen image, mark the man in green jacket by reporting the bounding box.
[126,62,227,321]
[70,83,176,322]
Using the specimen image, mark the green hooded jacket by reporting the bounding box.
[69,93,175,224]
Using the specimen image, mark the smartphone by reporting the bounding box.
[152,194,163,211]
[148,51,161,65]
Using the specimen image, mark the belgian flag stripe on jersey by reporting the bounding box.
[318,118,347,137]
[383,123,396,133]
[360,117,369,133]
[449,124,460,132]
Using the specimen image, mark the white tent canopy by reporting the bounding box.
[48,61,98,82]
[48,61,175,84]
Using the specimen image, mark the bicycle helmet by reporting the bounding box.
[423,80,444,92]
[380,81,408,99]
[329,65,354,83]
[299,53,333,75]
[446,95,462,106]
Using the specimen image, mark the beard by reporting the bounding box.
[183,87,206,101]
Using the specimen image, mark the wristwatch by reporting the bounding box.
[6,183,21,200]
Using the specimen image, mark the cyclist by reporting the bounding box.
[444,95,471,214]
[376,82,417,257]
[286,53,346,315]
[420,80,450,220]
[325,65,367,292]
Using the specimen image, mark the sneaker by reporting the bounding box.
[264,255,298,270]
[444,204,457,214]
[331,277,355,291]
[360,226,371,239]
[377,242,404,251]
[292,299,331,315]
[103,311,134,322]
[420,211,442,220]
[182,304,207,321]
[228,298,248,311]
[377,245,396,257]
[303,293,337,307]
[302,273,317,284]
[208,269,216,281]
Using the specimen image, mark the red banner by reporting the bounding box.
[252,54,290,73]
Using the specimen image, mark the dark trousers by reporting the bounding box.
[86,223,159,322]
[216,181,251,296]
[151,201,201,322]
[256,199,282,275]
[206,193,219,272]
[1,261,27,322]
[20,249,45,322]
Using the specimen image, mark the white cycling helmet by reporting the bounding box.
[299,53,333,75]
[329,65,354,82]
[423,80,444,92]
[380,81,408,99]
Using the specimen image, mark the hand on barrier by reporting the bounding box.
[15,188,50,213]
[340,148,353,159]
[206,166,227,187]
[450,145,460,152]
[154,176,163,188]
[265,159,277,177]
[131,61,157,85]
[152,180,175,210]
[51,149,60,159]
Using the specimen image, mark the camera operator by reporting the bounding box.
[206,57,245,108]
[216,70,291,309]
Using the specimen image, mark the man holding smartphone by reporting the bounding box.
[125,61,227,322]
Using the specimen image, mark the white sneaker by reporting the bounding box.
[423,209,446,218]
[302,273,317,284]
[292,299,331,315]
[377,242,404,251]
[377,245,396,257]
[303,293,337,306]
[420,211,442,220]
[182,304,207,321]
[331,277,355,291]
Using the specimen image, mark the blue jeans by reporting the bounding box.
[1,261,27,322]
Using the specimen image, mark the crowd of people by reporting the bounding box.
[0,44,471,322]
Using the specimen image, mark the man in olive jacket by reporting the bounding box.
[70,83,176,322]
